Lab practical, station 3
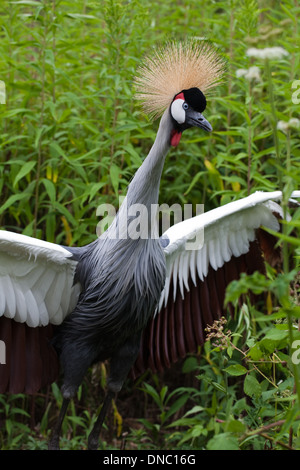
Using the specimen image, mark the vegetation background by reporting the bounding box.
[0,0,300,450]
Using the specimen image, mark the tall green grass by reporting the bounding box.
[0,0,300,450]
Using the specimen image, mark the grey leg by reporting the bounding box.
[87,332,142,450]
[48,397,70,450]
[88,390,115,450]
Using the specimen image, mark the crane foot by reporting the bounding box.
[48,437,60,450]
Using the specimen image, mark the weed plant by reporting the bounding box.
[0,0,300,450]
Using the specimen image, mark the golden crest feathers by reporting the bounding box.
[134,39,225,119]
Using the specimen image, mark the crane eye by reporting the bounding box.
[182,102,189,110]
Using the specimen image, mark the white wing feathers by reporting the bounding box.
[0,231,80,328]
[1,191,299,328]
[159,191,299,311]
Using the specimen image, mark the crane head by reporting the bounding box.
[170,87,212,147]
[134,39,225,146]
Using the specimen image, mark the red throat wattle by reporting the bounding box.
[170,129,182,147]
[170,91,185,147]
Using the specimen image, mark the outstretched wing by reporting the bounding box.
[0,230,80,327]
[0,231,81,393]
[133,191,298,377]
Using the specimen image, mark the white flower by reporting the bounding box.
[246,47,289,60]
[277,118,300,134]
[277,121,289,133]
[236,66,261,82]
[236,68,247,78]
[289,118,300,129]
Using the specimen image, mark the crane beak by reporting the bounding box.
[185,109,213,132]
[170,109,212,147]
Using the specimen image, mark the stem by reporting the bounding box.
[282,131,291,275]
[247,80,253,195]
[34,3,47,236]
[52,0,56,104]
[265,59,281,190]
[224,4,234,191]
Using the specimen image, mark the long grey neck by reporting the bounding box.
[126,108,173,208]
[106,109,173,241]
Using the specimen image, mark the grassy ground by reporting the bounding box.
[0,0,300,450]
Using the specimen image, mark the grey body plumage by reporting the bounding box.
[55,236,166,397]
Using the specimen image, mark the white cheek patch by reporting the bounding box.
[171,99,185,124]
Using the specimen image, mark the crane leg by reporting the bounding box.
[87,331,142,450]
[88,390,114,450]
[48,397,70,450]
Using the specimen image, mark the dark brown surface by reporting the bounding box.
[0,316,58,394]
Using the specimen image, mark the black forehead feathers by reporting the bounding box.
[182,88,206,113]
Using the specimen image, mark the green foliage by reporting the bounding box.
[0,0,300,451]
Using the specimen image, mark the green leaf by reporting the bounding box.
[142,383,162,409]
[225,272,269,305]
[2,108,33,117]
[182,356,198,373]
[0,193,28,215]
[52,201,77,227]
[13,161,36,187]
[226,344,233,357]
[67,13,98,20]
[247,343,264,361]
[264,328,288,341]
[184,171,203,195]
[207,432,240,450]
[159,385,168,404]
[224,364,248,376]
[41,178,56,203]
[123,143,142,166]
[46,213,56,242]
[244,375,261,399]
[183,405,204,417]
[49,142,69,161]
[88,182,106,202]
[110,164,120,196]
[211,381,227,393]
[226,419,246,434]
[164,394,189,422]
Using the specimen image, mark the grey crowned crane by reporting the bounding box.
[0,40,298,450]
